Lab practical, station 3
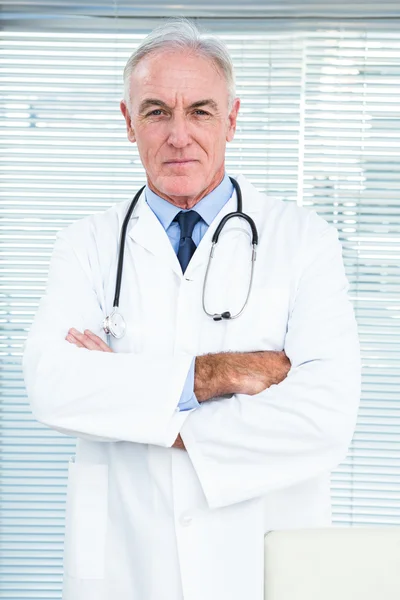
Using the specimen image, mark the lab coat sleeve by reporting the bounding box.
[22,229,195,446]
[179,211,362,509]
[177,359,201,411]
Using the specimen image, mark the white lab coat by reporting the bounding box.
[22,174,361,600]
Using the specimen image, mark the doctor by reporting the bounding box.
[23,18,361,600]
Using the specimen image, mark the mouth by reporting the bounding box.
[163,159,197,166]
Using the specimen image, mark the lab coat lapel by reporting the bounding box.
[127,190,182,277]
[184,174,261,278]
[126,175,261,279]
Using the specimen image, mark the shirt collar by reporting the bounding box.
[145,173,234,231]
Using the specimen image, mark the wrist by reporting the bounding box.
[194,353,234,402]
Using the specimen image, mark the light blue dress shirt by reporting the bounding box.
[145,173,234,411]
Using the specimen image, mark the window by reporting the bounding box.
[1,18,399,598]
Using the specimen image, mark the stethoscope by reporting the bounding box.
[103,177,258,338]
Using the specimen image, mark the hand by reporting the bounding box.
[171,433,186,450]
[66,328,113,352]
[232,350,291,395]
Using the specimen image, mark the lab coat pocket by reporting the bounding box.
[63,458,109,579]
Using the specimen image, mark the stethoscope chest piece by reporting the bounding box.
[103,308,126,339]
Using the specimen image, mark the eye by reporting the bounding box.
[194,109,209,116]
[147,109,164,116]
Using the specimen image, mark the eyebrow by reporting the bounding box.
[138,98,219,113]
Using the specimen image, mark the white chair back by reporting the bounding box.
[264,527,400,600]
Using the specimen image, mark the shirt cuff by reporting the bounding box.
[177,358,200,412]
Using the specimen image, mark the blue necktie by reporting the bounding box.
[174,210,202,272]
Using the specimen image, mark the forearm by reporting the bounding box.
[194,350,291,402]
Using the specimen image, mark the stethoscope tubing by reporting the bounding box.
[113,184,145,308]
[104,177,258,337]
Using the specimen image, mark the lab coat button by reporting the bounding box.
[180,514,193,527]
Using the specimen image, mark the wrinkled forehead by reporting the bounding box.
[129,48,229,107]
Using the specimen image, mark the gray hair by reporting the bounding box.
[123,18,236,112]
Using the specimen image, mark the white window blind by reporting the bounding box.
[303,32,400,525]
[3,0,400,19]
[1,24,399,599]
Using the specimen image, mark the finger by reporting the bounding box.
[66,333,85,349]
[67,328,112,353]
[68,328,102,349]
[84,330,113,353]
[68,328,101,351]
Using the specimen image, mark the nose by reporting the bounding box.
[167,113,191,149]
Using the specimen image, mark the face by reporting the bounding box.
[120,49,240,208]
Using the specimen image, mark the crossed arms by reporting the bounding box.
[64,325,291,449]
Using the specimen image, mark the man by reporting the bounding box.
[23,19,361,600]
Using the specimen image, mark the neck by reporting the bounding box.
[147,171,225,209]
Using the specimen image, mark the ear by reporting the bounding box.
[120,100,136,143]
[226,98,240,142]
